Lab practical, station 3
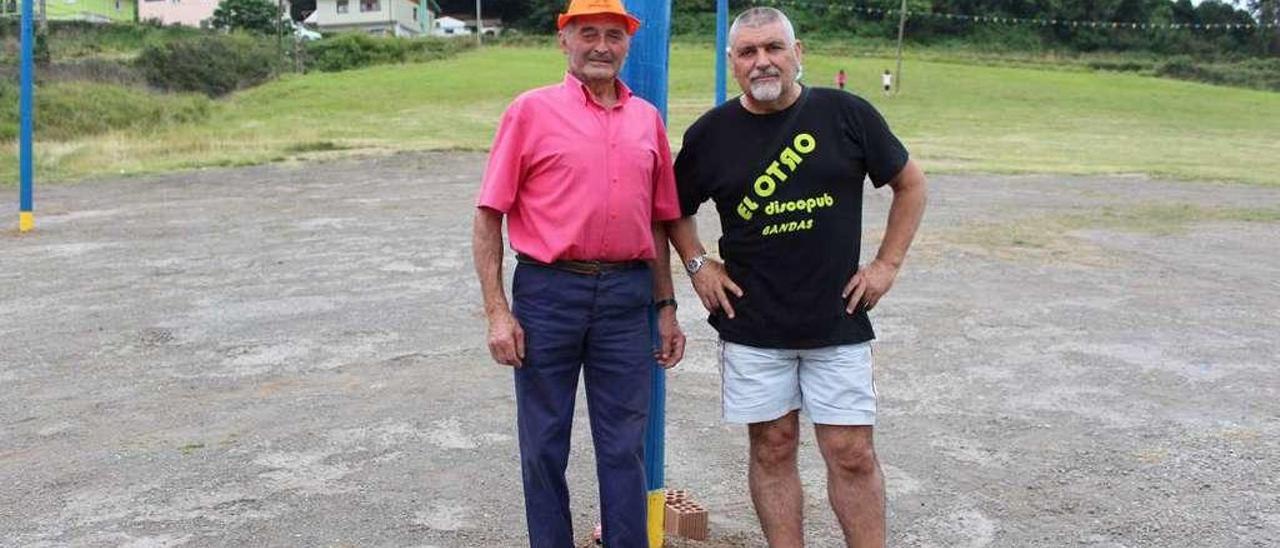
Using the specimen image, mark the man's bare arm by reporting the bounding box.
[650,222,684,367]
[843,159,928,312]
[876,160,927,271]
[472,207,524,367]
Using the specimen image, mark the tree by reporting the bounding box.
[440,0,1273,57]
[1261,0,1280,54]
[36,0,48,66]
[211,0,279,35]
[437,0,539,25]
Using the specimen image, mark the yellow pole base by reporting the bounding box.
[18,211,34,232]
[648,489,665,547]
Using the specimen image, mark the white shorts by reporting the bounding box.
[719,340,877,426]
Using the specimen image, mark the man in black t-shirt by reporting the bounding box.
[667,7,927,547]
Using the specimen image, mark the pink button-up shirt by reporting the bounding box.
[476,73,681,263]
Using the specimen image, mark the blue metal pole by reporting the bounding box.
[715,0,728,104]
[621,2,671,122]
[644,307,666,546]
[18,0,35,232]
[619,2,671,544]
[643,311,665,492]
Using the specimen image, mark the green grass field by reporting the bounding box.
[4,44,1279,185]
[46,0,136,22]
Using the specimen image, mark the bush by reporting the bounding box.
[962,24,1046,53]
[0,81,211,141]
[45,58,145,86]
[210,0,279,35]
[1086,59,1154,73]
[672,11,718,36]
[486,32,558,48]
[304,34,474,72]
[136,33,283,97]
[1155,55,1198,78]
[0,20,206,61]
[1155,55,1280,91]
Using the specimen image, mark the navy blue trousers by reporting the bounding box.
[512,262,653,548]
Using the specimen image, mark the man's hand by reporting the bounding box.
[486,309,525,367]
[843,259,899,314]
[654,308,685,368]
[690,259,744,319]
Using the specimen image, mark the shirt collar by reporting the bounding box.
[563,72,632,109]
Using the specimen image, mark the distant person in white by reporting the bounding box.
[882,69,892,95]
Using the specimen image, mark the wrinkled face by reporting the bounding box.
[559,14,631,86]
[729,21,803,103]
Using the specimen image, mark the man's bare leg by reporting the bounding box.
[748,410,804,547]
[815,424,885,548]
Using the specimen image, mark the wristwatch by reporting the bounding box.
[655,298,678,312]
[684,253,709,276]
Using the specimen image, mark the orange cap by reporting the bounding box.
[557,0,642,35]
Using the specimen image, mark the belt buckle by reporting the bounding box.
[582,260,606,274]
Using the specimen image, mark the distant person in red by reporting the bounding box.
[835,68,847,90]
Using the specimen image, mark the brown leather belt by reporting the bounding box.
[516,253,646,275]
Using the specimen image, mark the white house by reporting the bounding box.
[430,15,469,37]
[138,0,218,27]
[459,16,502,36]
[312,0,433,37]
[433,14,501,37]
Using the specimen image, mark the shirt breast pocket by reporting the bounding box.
[531,134,590,174]
[618,143,657,192]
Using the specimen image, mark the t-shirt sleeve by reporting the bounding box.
[850,98,909,188]
[674,123,708,217]
[475,99,526,212]
[651,114,682,222]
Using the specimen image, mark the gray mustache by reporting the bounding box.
[751,68,781,79]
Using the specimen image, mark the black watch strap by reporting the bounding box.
[654,298,678,311]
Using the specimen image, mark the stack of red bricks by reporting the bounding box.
[663,489,708,541]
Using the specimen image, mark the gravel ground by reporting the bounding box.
[2,152,1277,547]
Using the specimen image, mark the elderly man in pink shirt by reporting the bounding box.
[470,1,685,546]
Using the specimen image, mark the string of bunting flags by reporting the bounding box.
[755,0,1278,31]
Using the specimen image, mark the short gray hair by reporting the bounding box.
[728,7,797,48]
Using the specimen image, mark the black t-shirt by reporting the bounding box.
[675,87,909,349]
